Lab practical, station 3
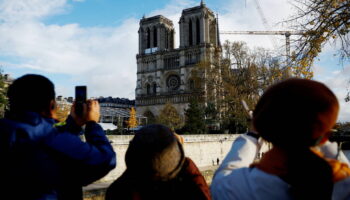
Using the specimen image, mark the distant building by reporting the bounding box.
[135,1,222,120]
[97,97,146,127]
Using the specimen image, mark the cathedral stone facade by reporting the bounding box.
[135,1,221,120]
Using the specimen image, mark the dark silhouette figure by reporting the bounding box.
[216,158,220,165]
[106,124,211,200]
[0,74,116,200]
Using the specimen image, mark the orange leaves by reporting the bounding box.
[289,0,350,70]
[127,107,138,129]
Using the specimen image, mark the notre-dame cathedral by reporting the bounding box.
[135,1,221,120]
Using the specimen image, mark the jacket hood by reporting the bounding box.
[0,112,55,145]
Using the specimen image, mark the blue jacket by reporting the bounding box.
[0,112,116,200]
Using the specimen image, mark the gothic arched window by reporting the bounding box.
[153,27,157,47]
[146,84,151,95]
[189,79,195,90]
[189,19,193,46]
[196,18,200,45]
[147,28,151,49]
[153,83,157,94]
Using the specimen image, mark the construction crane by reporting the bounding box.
[220,31,304,63]
[251,0,278,49]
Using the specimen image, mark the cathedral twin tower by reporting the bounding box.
[135,1,221,120]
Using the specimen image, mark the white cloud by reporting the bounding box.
[1,0,349,123]
[219,0,295,53]
[0,0,67,22]
[314,64,350,122]
[0,0,140,98]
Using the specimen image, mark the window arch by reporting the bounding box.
[189,79,195,90]
[189,19,193,46]
[196,18,200,45]
[147,28,151,49]
[144,110,156,124]
[165,30,168,49]
[153,27,158,47]
[146,84,151,95]
[153,83,157,94]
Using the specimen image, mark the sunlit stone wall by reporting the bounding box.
[98,134,240,182]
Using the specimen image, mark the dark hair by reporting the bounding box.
[125,124,185,181]
[253,78,337,199]
[7,74,55,114]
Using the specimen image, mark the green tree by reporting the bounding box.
[157,103,182,130]
[0,69,9,117]
[183,99,206,134]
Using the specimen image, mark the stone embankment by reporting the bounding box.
[83,134,238,199]
[82,134,350,199]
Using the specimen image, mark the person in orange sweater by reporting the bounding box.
[106,124,211,200]
[211,78,350,200]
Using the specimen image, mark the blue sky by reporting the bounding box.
[0,0,349,121]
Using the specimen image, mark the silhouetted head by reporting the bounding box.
[125,124,185,181]
[7,74,56,116]
[253,78,339,149]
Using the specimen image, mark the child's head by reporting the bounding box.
[253,78,338,149]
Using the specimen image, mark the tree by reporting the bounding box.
[334,122,350,132]
[55,103,71,122]
[191,41,288,132]
[127,107,138,129]
[219,41,287,132]
[183,99,206,134]
[205,102,218,120]
[157,103,182,130]
[288,0,350,78]
[0,69,9,117]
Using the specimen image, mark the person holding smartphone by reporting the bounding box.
[0,74,116,200]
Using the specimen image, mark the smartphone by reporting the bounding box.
[75,86,87,117]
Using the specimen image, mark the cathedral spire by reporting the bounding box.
[200,0,205,6]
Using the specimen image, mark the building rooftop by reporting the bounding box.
[140,15,173,26]
[97,97,135,105]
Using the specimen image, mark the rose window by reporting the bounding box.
[167,75,180,91]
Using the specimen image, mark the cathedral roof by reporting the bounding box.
[182,1,214,16]
[140,15,173,26]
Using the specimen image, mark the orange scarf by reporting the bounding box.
[312,149,350,182]
[253,147,350,182]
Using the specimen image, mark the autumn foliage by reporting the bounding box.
[127,107,138,129]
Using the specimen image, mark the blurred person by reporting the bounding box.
[105,124,211,200]
[0,74,116,200]
[211,78,350,200]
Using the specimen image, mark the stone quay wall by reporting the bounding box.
[98,134,239,183]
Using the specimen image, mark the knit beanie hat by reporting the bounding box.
[125,124,185,181]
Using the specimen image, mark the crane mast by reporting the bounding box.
[252,0,277,49]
